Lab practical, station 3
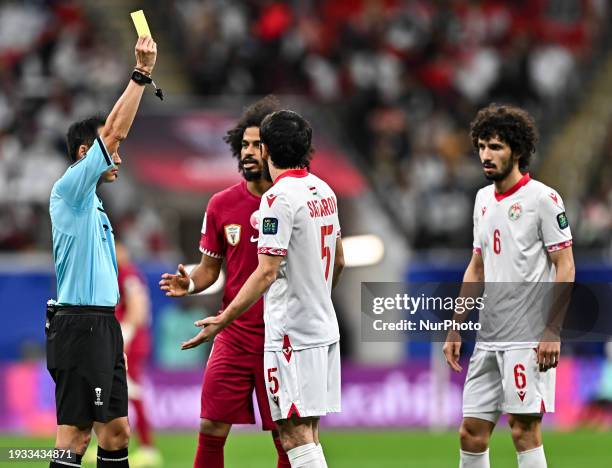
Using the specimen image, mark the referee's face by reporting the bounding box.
[100,149,122,183]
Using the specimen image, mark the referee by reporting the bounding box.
[47,37,157,468]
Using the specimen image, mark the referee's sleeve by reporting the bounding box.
[55,136,114,208]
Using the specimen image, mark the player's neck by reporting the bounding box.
[494,167,523,194]
[246,179,272,197]
[270,166,303,183]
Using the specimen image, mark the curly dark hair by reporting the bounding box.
[470,104,538,171]
[224,95,281,159]
[260,110,312,170]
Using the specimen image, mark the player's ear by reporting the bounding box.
[261,143,269,161]
[77,144,89,160]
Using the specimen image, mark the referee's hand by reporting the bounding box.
[159,264,190,296]
[135,36,157,75]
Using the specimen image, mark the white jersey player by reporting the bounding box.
[443,104,575,468]
[197,110,344,468]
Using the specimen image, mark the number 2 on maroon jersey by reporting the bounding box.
[320,225,333,280]
[267,367,279,394]
[493,229,501,254]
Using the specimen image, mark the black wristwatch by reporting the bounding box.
[131,69,153,86]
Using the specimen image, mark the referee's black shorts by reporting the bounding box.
[46,306,128,426]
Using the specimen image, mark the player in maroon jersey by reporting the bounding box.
[115,242,162,467]
[159,96,290,468]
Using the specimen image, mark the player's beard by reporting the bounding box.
[483,157,514,182]
[239,158,263,182]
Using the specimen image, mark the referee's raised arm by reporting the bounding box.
[100,36,157,155]
[47,35,158,468]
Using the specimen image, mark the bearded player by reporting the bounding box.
[443,104,575,468]
[191,109,345,468]
[159,96,290,468]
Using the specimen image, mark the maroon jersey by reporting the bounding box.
[199,181,264,354]
[116,262,151,354]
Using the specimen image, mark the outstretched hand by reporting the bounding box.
[181,314,225,350]
[159,264,191,297]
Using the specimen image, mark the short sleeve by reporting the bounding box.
[539,188,573,252]
[257,191,293,256]
[472,192,482,255]
[55,136,114,208]
[199,196,224,258]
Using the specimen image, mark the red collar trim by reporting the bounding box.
[274,168,309,185]
[494,173,531,202]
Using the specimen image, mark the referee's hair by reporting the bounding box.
[260,110,312,170]
[66,115,106,163]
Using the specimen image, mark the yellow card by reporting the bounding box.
[131,10,151,38]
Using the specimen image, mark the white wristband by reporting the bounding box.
[187,278,195,295]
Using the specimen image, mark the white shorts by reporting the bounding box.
[264,342,341,421]
[463,347,555,423]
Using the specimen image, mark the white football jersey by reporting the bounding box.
[472,173,573,350]
[258,169,341,352]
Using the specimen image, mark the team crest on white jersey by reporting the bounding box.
[224,224,241,246]
[508,202,522,221]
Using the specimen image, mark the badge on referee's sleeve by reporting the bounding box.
[262,218,278,235]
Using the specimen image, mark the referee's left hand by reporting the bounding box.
[181,314,224,350]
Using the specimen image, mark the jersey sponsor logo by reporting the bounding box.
[250,210,260,242]
[262,217,278,235]
[266,194,278,207]
[307,196,337,218]
[557,212,569,229]
[224,224,241,246]
[94,387,103,406]
[549,192,559,205]
[508,202,522,221]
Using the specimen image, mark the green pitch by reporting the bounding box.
[1,430,610,467]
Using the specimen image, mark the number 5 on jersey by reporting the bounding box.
[320,225,333,280]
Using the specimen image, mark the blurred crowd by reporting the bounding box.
[173,0,609,248]
[578,122,612,252]
[1,0,610,254]
[0,1,169,256]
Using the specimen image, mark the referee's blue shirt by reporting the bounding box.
[50,136,119,306]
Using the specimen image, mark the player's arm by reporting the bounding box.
[537,189,575,371]
[537,246,575,371]
[332,237,345,289]
[121,276,150,350]
[99,36,157,156]
[159,254,222,297]
[443,252,485,372]
[181,254,283,349]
